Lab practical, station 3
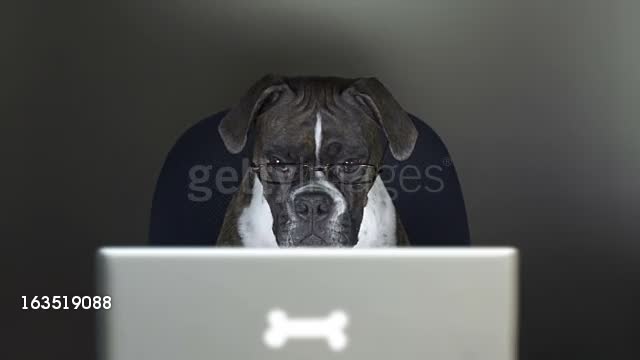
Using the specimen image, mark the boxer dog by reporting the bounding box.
[216,75,417,247]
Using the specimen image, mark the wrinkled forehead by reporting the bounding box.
[254,93,385,162]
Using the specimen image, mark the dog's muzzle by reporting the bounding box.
[279,182,350,247]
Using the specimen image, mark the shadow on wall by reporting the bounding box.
[104,1,381,107]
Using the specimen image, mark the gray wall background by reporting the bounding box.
[4,0,638,358]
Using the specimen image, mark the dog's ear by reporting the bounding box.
[218,74,290,154]
[345,77,418,161]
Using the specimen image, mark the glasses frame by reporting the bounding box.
[250,162,383,185]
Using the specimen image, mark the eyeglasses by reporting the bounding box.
[250,162,381,185]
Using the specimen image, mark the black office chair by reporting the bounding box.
[150,110,470,245]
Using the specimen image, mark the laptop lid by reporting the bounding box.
[97,248,518,360]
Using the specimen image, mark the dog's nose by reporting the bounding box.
[293,191,334,221]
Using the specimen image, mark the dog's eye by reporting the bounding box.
[268,157,283,165]
[341,160,361,174]
[268,157,290,173]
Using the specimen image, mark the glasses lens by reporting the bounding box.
[328,164,377,184]
[261,164,299,184]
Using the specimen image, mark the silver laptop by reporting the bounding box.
[97,248,518,360]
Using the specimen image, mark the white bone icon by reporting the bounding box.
[263,309,349,351]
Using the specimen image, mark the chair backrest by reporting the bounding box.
[149,110,470,245]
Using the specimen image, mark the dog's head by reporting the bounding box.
[219,75,417,247]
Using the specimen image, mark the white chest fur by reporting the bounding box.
[237,178,278,247]
[355,176,397,247]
